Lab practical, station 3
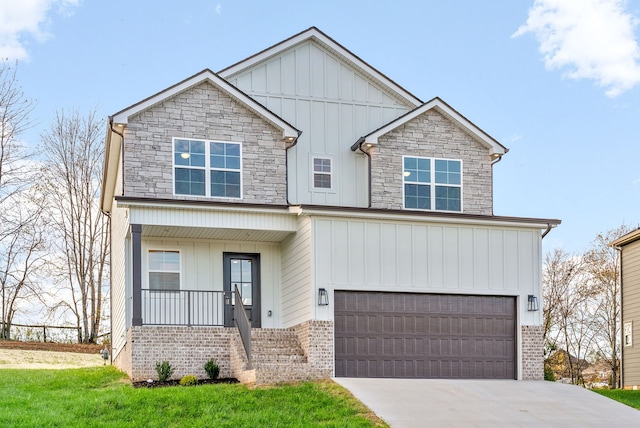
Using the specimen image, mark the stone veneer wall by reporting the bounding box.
[370,109,493,215]
[521,325,544,380]
[128,326,233,381]
[123,81,287,204]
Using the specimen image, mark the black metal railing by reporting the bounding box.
[141,289,229,326]
[234,285,252,369]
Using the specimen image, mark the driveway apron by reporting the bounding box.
[335,378,640,427]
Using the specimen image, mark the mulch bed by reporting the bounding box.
[132,378,239,388]
[0,340,104,355]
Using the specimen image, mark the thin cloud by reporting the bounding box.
[509,134,523,143]
[513,0,640,97]
[0,0,80,61]
[215,3,222,14]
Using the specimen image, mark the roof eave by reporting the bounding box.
[110,69,300,138]
[219,26,422,108]
[610,228,640,247]
[360,97,508,155]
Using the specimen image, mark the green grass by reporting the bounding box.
[0,367,386,427]
[593,389,640,410]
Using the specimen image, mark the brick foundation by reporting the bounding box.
[294,319,334,377]
[521,325,544,380]
[124,326,234,381]
[115,320,335,384]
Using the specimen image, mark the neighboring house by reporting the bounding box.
[611,228,640,389]
[100,27,560,384]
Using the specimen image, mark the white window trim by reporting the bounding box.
[309,155,335,192]
[624,321,633,347]
[172,137,243,199]
[401,155,464,212]
[147,249,182,291]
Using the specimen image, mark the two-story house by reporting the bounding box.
[100,27,560,384]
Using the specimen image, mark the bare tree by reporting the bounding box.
[0,60,34,201]
[0,60,40,338]
[583,225,631,388]
[41,109,109,343]
[542,248,596,384]
[543,249,583,344]
[0,190,48,338]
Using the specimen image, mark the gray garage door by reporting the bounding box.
[334,291,516,379]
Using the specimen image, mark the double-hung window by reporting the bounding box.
[313,157,332,189]
[403,156,462,212]
[148,250,180,291]
[174,138,241,198]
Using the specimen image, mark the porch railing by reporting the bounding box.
[234,285,252,369]
[141,289,230,326]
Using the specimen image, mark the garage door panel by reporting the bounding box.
[335,292,516,379]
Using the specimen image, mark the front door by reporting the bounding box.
[223,253,261,328]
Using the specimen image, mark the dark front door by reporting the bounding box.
[223,253,261,328]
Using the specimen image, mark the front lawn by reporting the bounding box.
[0,367,386,427]
[593,389,640,410]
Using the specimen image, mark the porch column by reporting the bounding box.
[131,224,143,326]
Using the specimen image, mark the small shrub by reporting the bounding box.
[179,374,198,386]
[544,363,556,381]
[155,361,174,382]
[204,358,220,380]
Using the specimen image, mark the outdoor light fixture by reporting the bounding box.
[527,295,539,312]
[318,288,329,306]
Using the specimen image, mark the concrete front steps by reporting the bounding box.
[232,328,314,384]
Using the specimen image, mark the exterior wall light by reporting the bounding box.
[527,295,539,312]
[318,288,329,306]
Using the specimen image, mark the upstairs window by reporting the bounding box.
[313,157,332,189]
[174,138,242,198]
[148,250,180,291]
[210,142,241,198]
[403,157,462,212]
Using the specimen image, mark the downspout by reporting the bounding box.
[109,116,126,196]
[353,137,372,208]
[614,244,623,388]
[541,223,553,239]
[490,153,504,215]
[284,131,303,205]
[104,210,113,364]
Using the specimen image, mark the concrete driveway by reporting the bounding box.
[335,378,640,427]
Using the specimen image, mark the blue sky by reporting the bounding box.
[2,0,640,255]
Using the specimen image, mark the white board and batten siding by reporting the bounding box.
[140,238,282,328]
[225,41,413,207]
[313,218,543,325]
[622,240,640,387]
[128,206,298,234]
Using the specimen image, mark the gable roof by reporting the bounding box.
[218,26,423,108]
[351,97,508,156]
[100,69,301,212]
[110,68,299,139]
